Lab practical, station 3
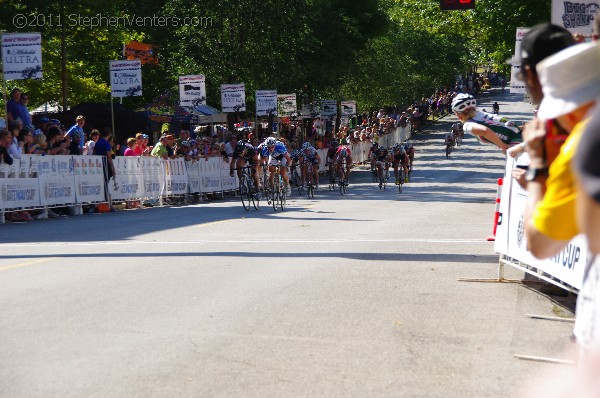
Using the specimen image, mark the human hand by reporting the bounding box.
[522,119,546,165]
[511,167,527,190]
[507,143,525,158]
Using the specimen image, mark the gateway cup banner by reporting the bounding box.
[256,90,278,116]
[510,28,529,94]
[179,75,206,106]
[277,94,297,117]
[109,60,142,97]
[221,84,246,112]
[2,33,43,80]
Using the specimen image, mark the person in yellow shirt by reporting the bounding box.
[522,42,600,259]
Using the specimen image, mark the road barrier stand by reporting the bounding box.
[486,177,503,241]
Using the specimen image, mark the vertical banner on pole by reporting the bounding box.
[109,60,142,97]
[221,84,246,112]
[2,32,43,80]
[341,101,356,116]
[256,90,278,116]
[179,75,206,107]
[277,94,297,117]
[509,28,529,94]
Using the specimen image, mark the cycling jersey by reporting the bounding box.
[290,149,302,161]
[302,147,318,160]
[327,147,338,159]
[463,110,522,145]
[260,141,288,159]
[335,146,351,158]
[232,142,257,161]
[375,149,388,162]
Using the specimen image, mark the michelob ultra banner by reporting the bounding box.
[552,0,600,35]
[110,60,142,97]
[277,94,297,117]
[179,75,206,106]
[2,32,43,80]
[256,90,278,116]
[221,84,246,112]
[341,101,357,115]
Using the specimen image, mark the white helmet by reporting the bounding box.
[265,137,277,147]
[451,93,476,112]
[302,142,313,150]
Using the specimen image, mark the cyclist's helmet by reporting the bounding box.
[302,142,312,150]
[340,148,348,158]
[265,137,277,147]
[451,93,476,112]
[372,142,379,148]
[393,143,401,151]
[181,140,191,147]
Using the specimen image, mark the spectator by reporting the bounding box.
[123,138,137,156]
[93,127,116,189]
[83,129,100,155]
[522,42,600,259]
[224,134,238,158]
[65,115,85,151]
[45,127,69,155]
[33,117,50,137]
[150,135,169,159]
[507,23,575,159]
[18,128,34,154]
[69,132,82,156]
[133,133,151,156]
[7,122,21,159]
[0,130,14,165]
[31,132,47,155]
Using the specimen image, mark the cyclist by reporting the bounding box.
[368,142,379,173]
[444,131,454,148]
[300,142,321,189]
[403,141,415,171]
[452,93,522,153]
[259,137,292,196]
[492,102,500,114]
[288,142,303,187]
[230,140,260,191]
[326,141,340,182]
[391,143,409,185]
[333,144,352,184]
[451,122,463,142]
[374,144,390,183]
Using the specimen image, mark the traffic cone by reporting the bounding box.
[486,178,503,241]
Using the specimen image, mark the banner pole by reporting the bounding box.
[3,79,7,123]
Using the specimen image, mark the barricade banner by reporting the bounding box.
[140,157,164,199]
[199,157,223,193]
[494,156,587,289]
[73,156,105,203]
[37,155,76,206]
[164,158,189,195]
[109,156,144,200]
[0,157,41,210]
[186,160,201,194]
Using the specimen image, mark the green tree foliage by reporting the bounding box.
[0,0,552,115]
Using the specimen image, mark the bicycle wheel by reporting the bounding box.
[272,178,279,211]
[399,169,404,193]
[279,176,287,210]
[446,145,451,158]
[383,169,388,190]
[250,178,260,210]
[239,176,251,211]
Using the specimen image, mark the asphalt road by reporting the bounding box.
[0,88,577,398]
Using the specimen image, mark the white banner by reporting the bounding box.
[256,90,278,116]
[302,103,320,119]
[73,156,105,203]
[2,33,43,80]
[110,60,142,97]
[510,28,529,94]
[277,94,297,117]
[140,157,164,199]
[341,101,357,115]
[109,156,144,200]
[221,84,246,112]
[321,100,338,118]
[186,160,201,194]
[179,75,206,106]
[494,156,587,289]
[0,157,40,210]
[552,0,600,35]
[164,158,189,195]
[37,155,76,206]
[199,157,224,193]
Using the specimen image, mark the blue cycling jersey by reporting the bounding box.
[302,147,318,159]
[260,141,288,158]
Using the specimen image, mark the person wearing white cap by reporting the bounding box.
[522,42,600,259]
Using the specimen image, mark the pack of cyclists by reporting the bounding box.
[230,135,416,199]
